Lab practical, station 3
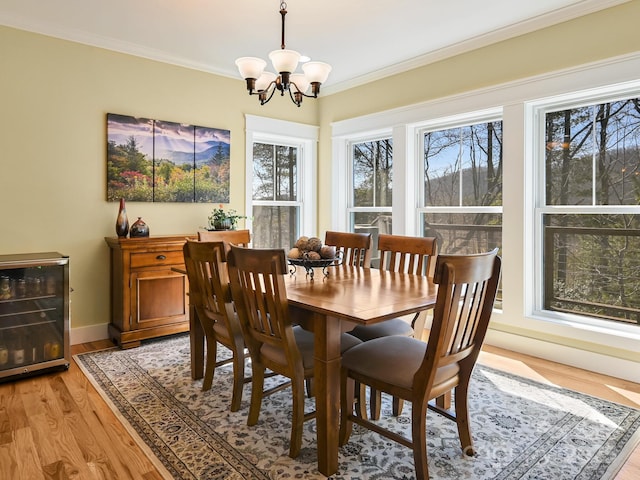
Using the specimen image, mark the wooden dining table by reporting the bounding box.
[188,264,438,477]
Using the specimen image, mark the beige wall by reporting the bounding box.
[0,26,317,339]
[1,1,639,368]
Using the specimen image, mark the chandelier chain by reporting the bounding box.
[280,2,287,50]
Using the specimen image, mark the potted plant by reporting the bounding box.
[207,205,247,230]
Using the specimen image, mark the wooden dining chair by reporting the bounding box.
[197,229,251,252]
[227,244,362,458]
[348,233,438,420]
[183,240,249,411]
[339,248,501,480]
[324,230,372,267]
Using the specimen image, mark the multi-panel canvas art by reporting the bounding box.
[107,113,231,202]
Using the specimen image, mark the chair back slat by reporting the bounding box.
[378,234,437,277]
[324,231,372,267]
[417,248,501,392]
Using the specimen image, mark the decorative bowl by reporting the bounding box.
[288,252,342,279]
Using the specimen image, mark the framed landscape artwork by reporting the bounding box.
[107,113,231,202]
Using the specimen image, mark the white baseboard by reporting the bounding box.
[70,323,110,345]
[485,329,640,384]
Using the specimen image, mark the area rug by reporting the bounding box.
[74,334,640,479]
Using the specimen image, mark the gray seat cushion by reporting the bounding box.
[341,336,459,390]
[348,318,414,341]
[262,325,362,370]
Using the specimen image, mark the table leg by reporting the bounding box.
[313,313,342,477]
[189,303,204,380]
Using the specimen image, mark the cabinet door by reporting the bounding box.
[130,269,187,330]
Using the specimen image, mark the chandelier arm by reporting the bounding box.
[259,84,278,105]
[295,91,320,99]
[288,87,302,107]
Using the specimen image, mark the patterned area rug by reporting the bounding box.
[74,334,640,479]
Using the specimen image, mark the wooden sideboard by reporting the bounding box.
[105,235,194,349]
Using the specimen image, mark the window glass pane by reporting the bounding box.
[352,139,393,207]
[422,213,502,255]
[424,130,460,206]
[425,122,502,207]
[251,205,299,250]
[253,143,274,200]
[596,100,640,205]
[275,145,297,202]
[543,213,640,325]
[545,99,640,206]
[423,212,503,308]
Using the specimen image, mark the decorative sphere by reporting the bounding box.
[307,237,323,252]
[320,245,337,259]
[306,251,321,261]
[294,236,309,250]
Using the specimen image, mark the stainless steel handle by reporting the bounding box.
[156,255,166,260]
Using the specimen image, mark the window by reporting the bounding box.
[537,96,640,326]
[251,142,301,249]
[419,120,503,256]
[348,137,393,259]
[244,115,317,250]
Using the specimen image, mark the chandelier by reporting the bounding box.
[235,2,332,107]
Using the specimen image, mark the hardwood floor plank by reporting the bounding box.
[13,427,46,480]
[24,412,59,468]
[0,443,19,479]
[0,395,12,445]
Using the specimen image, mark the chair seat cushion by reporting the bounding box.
[262,326,363,370]
[341,336,459,390]
[213,316,243,344]
[348,318,414,341]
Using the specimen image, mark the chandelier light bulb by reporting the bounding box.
[290,73,310,94]
[235,57,266,80]
[302,61,332,84]
[256,72,277,91]
[269,49,300,74]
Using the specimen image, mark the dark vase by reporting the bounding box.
[129,217,150,237]
[115,198,129,238]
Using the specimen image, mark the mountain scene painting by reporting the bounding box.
[107,113,230,202]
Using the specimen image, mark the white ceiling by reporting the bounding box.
[0,0,626,94]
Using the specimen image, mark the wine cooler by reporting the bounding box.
[0,252,70,381]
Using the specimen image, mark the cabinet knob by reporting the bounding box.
[156,255,166,260]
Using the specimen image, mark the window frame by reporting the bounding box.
[244,115,318,244]
[530,86,640,335]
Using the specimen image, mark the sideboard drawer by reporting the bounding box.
[130,250,184,269]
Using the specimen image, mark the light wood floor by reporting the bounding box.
[0,340,638,479]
